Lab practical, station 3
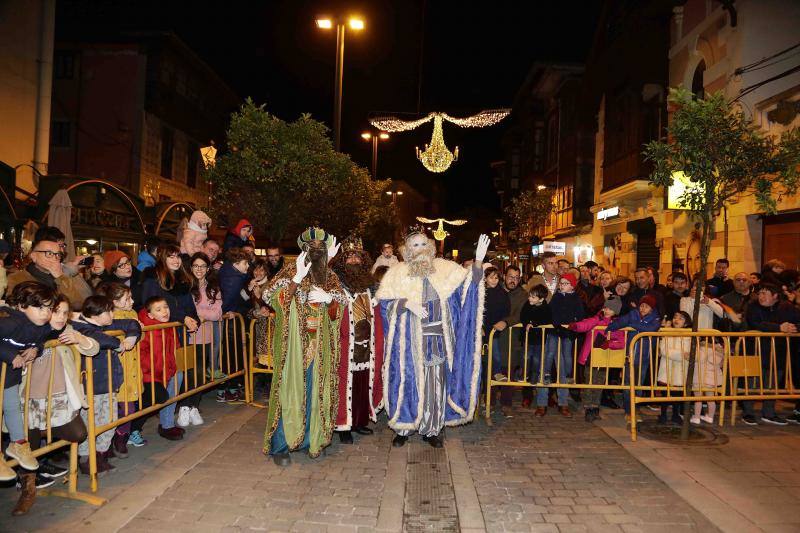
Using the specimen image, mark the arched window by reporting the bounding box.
[691,60,706,99]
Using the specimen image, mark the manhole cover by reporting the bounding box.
[636,420,730,446]
[404,443,459,532]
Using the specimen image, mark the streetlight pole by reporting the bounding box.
[317,16,365,152]
[362,131,389,178]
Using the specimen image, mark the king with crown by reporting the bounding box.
[329,235,384,444]
[376,226,490,448]
[262,227,346,466]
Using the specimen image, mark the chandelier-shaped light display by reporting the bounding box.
[369,109,510,173]
[415,115,457,173]
[416,216,467,241]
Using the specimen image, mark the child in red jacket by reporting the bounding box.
[131,297,185,441]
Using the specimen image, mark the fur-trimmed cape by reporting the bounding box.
[376,258,484,431]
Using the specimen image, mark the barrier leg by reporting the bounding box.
[39,442,107,506]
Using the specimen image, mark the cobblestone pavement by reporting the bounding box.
[113,404,717,533]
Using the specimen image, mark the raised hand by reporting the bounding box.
[475,234,491,264]
[293,251,311,283]
[327,236,341,260]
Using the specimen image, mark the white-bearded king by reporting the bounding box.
[376,227,490,448]
[330,236,384,444]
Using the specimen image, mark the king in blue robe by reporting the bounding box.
[376,231,489,448]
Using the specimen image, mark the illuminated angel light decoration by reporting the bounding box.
[416,216,467,241]
[370,109,510,173]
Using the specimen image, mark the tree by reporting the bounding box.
[644,87,800,439]
[205,99,397,244]
[505,189,555,240]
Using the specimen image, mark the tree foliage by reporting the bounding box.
[644,86,800,439]
[505,189,554,239]
[205,99,397,244]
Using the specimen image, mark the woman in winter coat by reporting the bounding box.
[223,219,253,253]
[138,244,199,335]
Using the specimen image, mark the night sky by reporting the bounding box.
[57,0,601,219]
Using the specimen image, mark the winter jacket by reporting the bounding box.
[664,290,687,322]
[706,275,734,298]
[219,261,250,315]
[71,316,140,395]
[549,291,586,338]
[630,287,665,318]
[746,300,800,364]
[519,301,552,345]
[138,308,177,385]
[656,336,691,386]
[576,281,601,314]
[501,285,528,326]
[223,219,252,252]
[113,309,142,402]
[136,250,156,272]
[483,285,511,334]
[190,279,223,345]
[0,306,52,387]
[138,268,199,328]
[606,309,662,364]
[6,263,93,311]
[680,296,724,330]
[568,312,626,365]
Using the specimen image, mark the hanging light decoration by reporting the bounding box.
[415,114,458,173]
[369,109,510,173]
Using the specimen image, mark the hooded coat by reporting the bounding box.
[223,219,252,252]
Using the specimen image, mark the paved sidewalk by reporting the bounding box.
[598,409,800,533]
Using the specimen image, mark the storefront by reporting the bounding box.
[762,212,800,270]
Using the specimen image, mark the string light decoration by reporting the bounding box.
[369,109,510,173]
[416,217,467,241]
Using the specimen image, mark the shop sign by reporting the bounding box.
[72,207,135,231]
[597,206,619,220]
[542,241,566,254]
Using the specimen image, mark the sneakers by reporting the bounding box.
[112,433,129,459]
[189,407,204,426]
[158,425,184,441]
[700,414,714,424]
[521,398,532,409]
[787,413,800,424]
[177,406,192,427]
[493,373,508,382]
[127,430,147,447]
[625,414,643,424]
[534,407,546,417]
[38,460,68,479]
[206,369,227,380]
[216,390,227,402]
[0,458,15,481]
[542,373,552,385]
[690,415,701,425]
[223,390,242,403]
[6,441,38,471]
[742,414,758,426]
[559,406,572,418]
[585,408,599,423]
[761,415,788,426]
[17,472,55,490]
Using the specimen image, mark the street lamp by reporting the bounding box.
[361,131,389,178]
[385,190,403,203]
[316,15,365,152]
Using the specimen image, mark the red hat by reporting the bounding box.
[104,250,129,273]
[639,294,658,310]
[561,273,577,289]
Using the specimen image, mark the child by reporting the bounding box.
[657,311,692,425]
[95,281,144,454]
[133,296,185,441]
[72,295,129,475]
[0,282,57,480]
[567,296,625,422]
[535,273,585,417]
[692,335,724,425]
[606,294,662,422]
[519,284,551,408]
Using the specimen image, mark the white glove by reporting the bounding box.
[327,236,341,260]
[292,251,311,284]
[405,301,429,319]
[475,234,491,264]
[308,286,333,304]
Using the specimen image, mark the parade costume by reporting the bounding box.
[376,228,489,446]
[330,237,384,439]
[262,228,346,462]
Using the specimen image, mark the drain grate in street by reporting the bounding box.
[404,442,458,532]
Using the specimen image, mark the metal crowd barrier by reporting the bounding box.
[246,316,274,407]
[1,313,249,506]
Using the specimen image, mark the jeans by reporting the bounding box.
[537,336,572,407]
[159,373,183,428]
[490,336,504,376]
[3,384,25,441]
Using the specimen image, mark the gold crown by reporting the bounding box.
[342,235,364,253]
[403,224,427,240]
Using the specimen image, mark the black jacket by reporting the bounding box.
[0,307,52,387]
[102,270,144,310]
[483,285,511,333]
[219,261,250,315]
[138,268,199,326]
[519,301,552,344]
[549,292,586,338]
[664,290,687,322]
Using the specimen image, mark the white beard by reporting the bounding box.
[407,252,435,278]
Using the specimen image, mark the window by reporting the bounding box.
[51,120,71,147]
[160,127,174,179]
[187,141,199,188]
[691,60,706,99]
[54,51,75,79]
[546,114,558,168]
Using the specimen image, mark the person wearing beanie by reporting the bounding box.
[534,272,585,417]
[567,296,627,422]
[607,289,662,422]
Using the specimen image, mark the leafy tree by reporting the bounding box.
[505,189,555,240]
[644,87,800,439]
[205,99,397,244]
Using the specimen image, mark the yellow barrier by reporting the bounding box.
[246,316,274,407]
